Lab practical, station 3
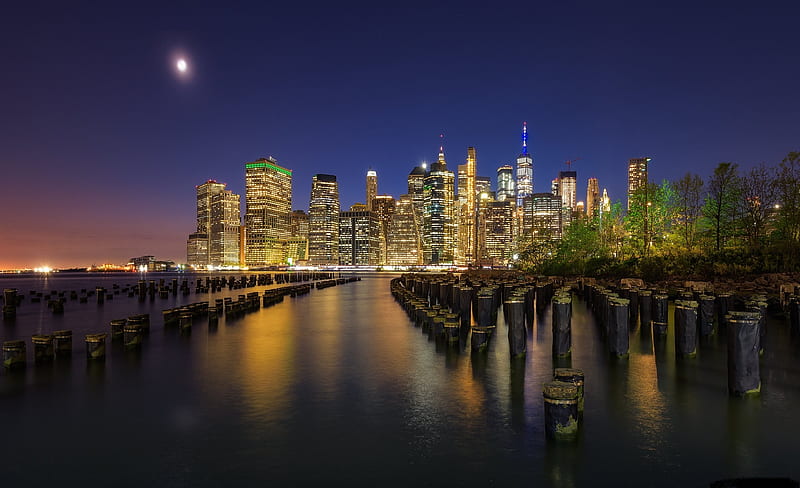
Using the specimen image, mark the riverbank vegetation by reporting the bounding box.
[517,151,800,281]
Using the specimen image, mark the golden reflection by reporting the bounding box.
[626,350,668,452]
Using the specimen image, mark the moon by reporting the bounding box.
[176,59,188,73]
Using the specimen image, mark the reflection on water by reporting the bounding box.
[0,273,798,485]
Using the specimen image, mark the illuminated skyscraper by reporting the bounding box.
[496,165,515,202]
[339,206,380,266]
[308,174,340,265]
[386,195,422,266]
[287,210,309,264]
[456,147,477,265]
[524,193,562,241]
[586,177,600,217]
[423,145,456,264]
[558,170,578,212]
[245,157,292,266]
[371,195,396,265]
[189,180,240,267]
[516,122,533,206]
[408,165,426,239]
[601,188,611,214]
[477,198,515,266]
[475,176,492,197]
[627,157,650,210]
[209,189,240,266]
[366,170,377,211]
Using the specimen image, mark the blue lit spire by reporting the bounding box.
[521,121,528,155]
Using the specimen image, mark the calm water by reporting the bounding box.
[0,272,798,486]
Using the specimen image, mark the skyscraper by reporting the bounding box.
[188,180,240,267]
[408,165,426,240]
[245,157,292,266]
[557,170,577,212]
[308,174,340,265]
[516,122,533,206]
[496,165,515,202]
[627,157,650,210]
[287,210,309,264]
[386,195,422,266]
[586,177,600,217]
[456,147,477,265]
[423,145,456,264]
[371,195,396,265]
[477,198,515,266]
[339,205,380,266]
[366,170,377,211]
[209,189,240,266]
[524,193,562,241]
[475,176,492,197]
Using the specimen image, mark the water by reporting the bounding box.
[0,272,798,486]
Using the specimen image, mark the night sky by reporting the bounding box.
[1,2,798,268]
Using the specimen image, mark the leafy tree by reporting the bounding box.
[775,151,800,242]
[701,162,742,252]
[625,180,677,257]
[739,164,777,248]
[672,172,704,251]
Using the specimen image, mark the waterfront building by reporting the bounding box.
[475,176,492,197]
[189,180,240,267]
[366,170,378,211]
[627,157,650,210]
[408,165,426,240]
[496,165,515,202]
[516,122,533,206]
[601,188,611,214]
[586,177,600,217]
[557,170,577,213]
[477,198,515,266]
[524,193,562,241]
[423,146,456,264]
[287,210,309,264]
[308,174,340,265]
[339,206,380,266]
[209,188,241,266]
[244,157,292,266]
[187,233,208,266]
[386,194,422,266]
[371,195,396,265]
[456,147,477,265]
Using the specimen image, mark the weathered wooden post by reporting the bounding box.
[727,311,761,396]
[53,330,72,357]
[552,294,572,358]
[554,368,585,414]
[506,297,527,357]
[698,295,715,336]
[652,294,668,335]
[674,300,698,357]
[609,298,630,357]
[85,333,108,360]
[3,340,26,369]
[32,334,55,363]
[543,381,579,441]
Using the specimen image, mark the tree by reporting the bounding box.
[701,162,742,252]
[672,172,704,252]
[775,151,800,242]
[739,164,777,249]
[625,180,676,257]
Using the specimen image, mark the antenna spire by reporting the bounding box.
[522,121,528,155]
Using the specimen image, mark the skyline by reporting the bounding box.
[2,2,799,268]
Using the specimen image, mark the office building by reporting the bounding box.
[339,206,380,266]
[586,177,600,217]
[366,170,377,211]
[627,157,650,210]
[456,147,477,265]
[477,198,515,266]
[423,145,456,264]
[188,179,240,267]
[496,165,515,202]
[516,122,533,206]
[308,174,340,265]
[524,193,562,241]
[371,195,396,265]
[287,210,309,264]
[244,157,292,266]
[386,195,422,266]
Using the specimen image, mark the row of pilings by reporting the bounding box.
[390,272,584,441]
[0,276,359,369]
[580,278,796,397]
[0,272,341,321]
